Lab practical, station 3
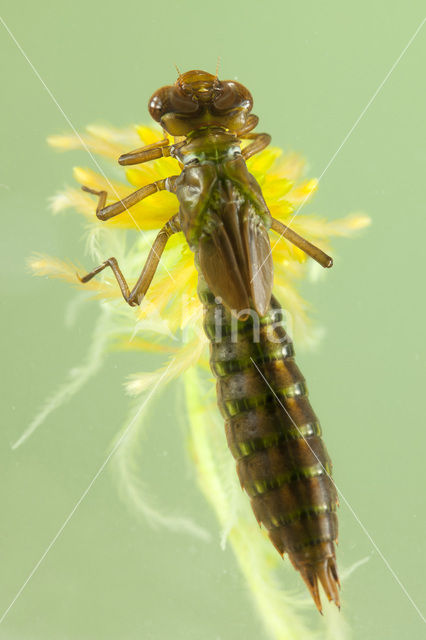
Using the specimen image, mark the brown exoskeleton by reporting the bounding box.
[81,70,339,612]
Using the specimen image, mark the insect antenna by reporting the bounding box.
[214,56,221,84]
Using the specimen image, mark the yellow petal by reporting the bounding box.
[326,212,371,235]
[286,178,318,204]
[125,156,181,187]
[113,337,179,354]
[86,124,139,148]
[267,199,295,220]
[47,124,138,159]
[247,146,282,177]
[27,254,118,298]
[135,125,165,145]
[273,152,307,181]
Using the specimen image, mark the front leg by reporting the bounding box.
[118,137,188,166]
[241,132,271,160]
[236,115,272,160]
[118,138,171,166]
[79,214,181,306]
[236,114,259,136]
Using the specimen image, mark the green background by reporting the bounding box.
[1,1,425,638]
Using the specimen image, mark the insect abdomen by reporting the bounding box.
[199,279,340,610]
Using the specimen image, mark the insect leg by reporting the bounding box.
[82,175,178,221]
[271,217,333,268]
[236,114,259,136]
[241,132,272,160]
[118,139,172,166]
[78,213,181,306]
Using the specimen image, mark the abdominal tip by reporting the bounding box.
[299,565,323,613]
[299,556,340,613]
[318,557,341,609]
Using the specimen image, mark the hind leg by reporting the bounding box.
[271,218,333,269]
[79,214,180,306]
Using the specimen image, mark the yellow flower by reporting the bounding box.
[26,123,370,640]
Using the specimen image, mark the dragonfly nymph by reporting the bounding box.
[80,69,340,612]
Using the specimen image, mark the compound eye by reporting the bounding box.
[168,87,200,114]
[213,81,253,113]
[149,86,200,122]
[212,83,236,112]
[148,87,170,122]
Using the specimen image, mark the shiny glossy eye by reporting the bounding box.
[148,87,170,122]
[168,87,199,114]
[148,86,200,122]
[148,95,163,122]
[212,84,232,111]
[212,81,253,113]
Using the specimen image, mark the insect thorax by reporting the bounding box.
[174,128,271,249]
[175,127,241,167]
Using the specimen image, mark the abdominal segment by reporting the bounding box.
[200,279,340,611]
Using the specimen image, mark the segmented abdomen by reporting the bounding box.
[199,277,340,610]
